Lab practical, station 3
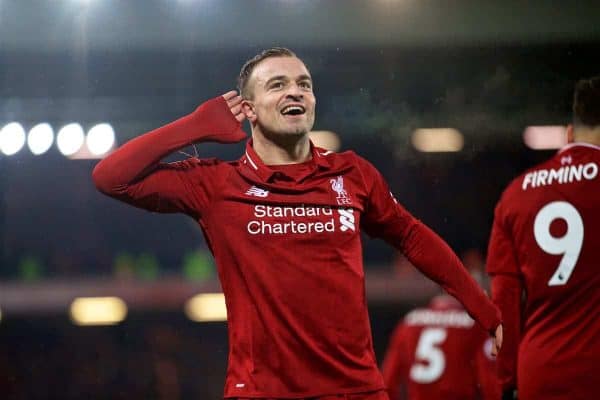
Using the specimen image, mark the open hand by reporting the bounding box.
[222,90,246,123]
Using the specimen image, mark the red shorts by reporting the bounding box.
[233,389,390,400]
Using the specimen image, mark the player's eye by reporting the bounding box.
[269,81,284,90]
[299,81,312,90]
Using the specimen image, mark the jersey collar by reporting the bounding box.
[241,139,331,183]
[558,142,600,153]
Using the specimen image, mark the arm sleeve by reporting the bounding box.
[92,96,246,217]
[382,323,410,400]
[358,156,501,333]
[486,202,523,392]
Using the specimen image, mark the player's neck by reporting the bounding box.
[573,127,600,146]
[251,131,312,166]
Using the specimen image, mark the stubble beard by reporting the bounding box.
[259,113,315,140]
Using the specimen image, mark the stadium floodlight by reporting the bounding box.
[185,293,228,322]
[69,297,127,326]
[86,123,115,156]
[412,128,464,152]
[523,126,567,150]
[27,123,54,155]
[0,122,27,156]
[56,123,85,156]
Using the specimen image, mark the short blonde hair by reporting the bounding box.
[237,47,298,99]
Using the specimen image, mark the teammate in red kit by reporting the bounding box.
[382,295,500,400]
[486,76,600,400]
[93,47,502,399]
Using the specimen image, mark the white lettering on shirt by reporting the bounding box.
[247,205,352,235]
[522,162,598,190]
[405,310,475,328]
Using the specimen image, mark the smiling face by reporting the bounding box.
[242,56,316,137]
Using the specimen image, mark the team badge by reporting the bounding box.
[330,176,352,205]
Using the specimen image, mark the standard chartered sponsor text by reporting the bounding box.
[248,204,339,235]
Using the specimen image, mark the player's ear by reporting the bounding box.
[242,99,257,122]
[566,124,575,143]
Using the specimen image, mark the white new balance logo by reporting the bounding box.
[245,186,269,198]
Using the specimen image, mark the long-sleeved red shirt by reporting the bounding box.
[486,143,599,400]
[93,96,501,398]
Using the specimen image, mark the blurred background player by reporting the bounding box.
[486,76,600,399]
[382,256,501,400]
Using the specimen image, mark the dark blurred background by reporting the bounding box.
[1,0,599,398]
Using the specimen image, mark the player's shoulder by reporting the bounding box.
[342,150,375,169]
[320,148,382,178]
[312,147,379,179]
[315,147,361,164]
[561,142,600,158]
[499,143,599,205]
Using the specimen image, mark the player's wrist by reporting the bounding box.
[191,96,246,143]
[479,305,502,336]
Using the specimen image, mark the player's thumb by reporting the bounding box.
[492,324,503,356]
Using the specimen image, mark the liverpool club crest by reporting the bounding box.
[330,176,352,205]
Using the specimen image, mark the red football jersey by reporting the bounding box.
[382,296,500,400]
[93,96,500,398]
[486,143,600,400]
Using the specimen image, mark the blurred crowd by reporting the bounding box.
[0,317,228,399]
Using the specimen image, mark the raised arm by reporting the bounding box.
[92,92,246,214]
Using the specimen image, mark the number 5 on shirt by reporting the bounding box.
[410,328,447,383]
[533,201,584,286]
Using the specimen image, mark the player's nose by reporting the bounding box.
[285,83,304,99]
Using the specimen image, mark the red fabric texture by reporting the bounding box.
[382,296,501,400]
[232,389,389,400]
[93,96,501,398]
[486,144,600,399]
